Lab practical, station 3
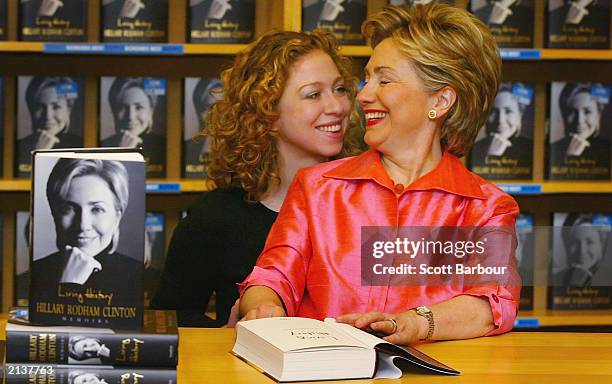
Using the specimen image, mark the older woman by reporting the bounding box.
[101,77,166,177]
[30,159,141,305]
[152,30,363,327]
[239,3,520,345]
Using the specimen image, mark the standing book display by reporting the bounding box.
[302,0,367,45]
[188,0,255,43]
[28,148,146,330]
[101,0,168,42]
[19,0,88,41]
[470,0,534,48]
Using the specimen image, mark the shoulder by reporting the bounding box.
[468,170,520,217]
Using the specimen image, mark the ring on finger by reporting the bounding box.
[386,318,398,334]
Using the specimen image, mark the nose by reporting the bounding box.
[44,105,54,120]
[323,92,344,115]
[78,209,92,231]
[129,105,138,121]
[356,82,374,108]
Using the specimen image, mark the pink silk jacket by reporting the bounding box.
[240,149,521,336]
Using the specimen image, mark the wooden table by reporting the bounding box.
[177,329,612,383]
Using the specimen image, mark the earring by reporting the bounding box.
[428,110,437,119]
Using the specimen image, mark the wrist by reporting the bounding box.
[410,310,429,341]
[412,306,435,341]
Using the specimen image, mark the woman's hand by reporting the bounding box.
[240,303,286,321]
[207,0,232,19]
[336,311,424,345]
[486,133,512,156]
[222,298,241,328]
[118,130,143,148]
[35,130,61,150]
[38,0,63,17]
[120,0,145,18]
[59,245,102,285]
[566,133,590,156]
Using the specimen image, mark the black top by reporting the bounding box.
[152,188,278,327]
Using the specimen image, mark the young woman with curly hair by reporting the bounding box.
[152,30,364,327]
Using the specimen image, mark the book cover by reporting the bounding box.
[7,308,178,366]
[0,77,4,173]
[0,0,7,40]
[302,0,367,45]
[0,213,3,309]
[547,0,611,49]
[183,77,222,178]
[144,213,164,308]
[19,0,88,42]
[516,213,534,310]
[548,82,612,180]
[15,76,85,178]
[189,0,255,43]
[101,0,168,43]
[99,77,167,178]
[389,0,453,5]
[470,0,534,48]
[549,213,612,309]
[29,149,146,329]
[4,364,177,384]
[15,211,31,307]
[469,82,534,180]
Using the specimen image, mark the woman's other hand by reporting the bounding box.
[120,0,145,18]
[35,129,61,150]
[336,310,425,345]
[566,133,590,156]
[59,245,102,285]
[38,0,63,17]
[486,133,512,156]
[118,130,143,148]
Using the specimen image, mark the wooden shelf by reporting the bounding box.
[495,181,612,195]
[0,179,214,193]
[517,310,612,327]
[541,49,612,60]
[183,44,248,55]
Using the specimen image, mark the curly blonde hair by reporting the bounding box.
[205,30,363,202]
[362,4,501,157]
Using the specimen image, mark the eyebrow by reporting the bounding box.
[297,76,344,92]
[364,66,397,76]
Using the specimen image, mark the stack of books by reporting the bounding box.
[4,308,178,383]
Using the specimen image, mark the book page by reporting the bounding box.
[324,319,389,349]
[238,317,370,353]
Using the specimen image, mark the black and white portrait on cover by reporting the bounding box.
[549,82,611,179]
[30,157,144,309]
[183,77,222,178]
[68,335,111,364]
[100,77,167,178]
[551,213,612,288]
[102,0,168,42]
[16,76,84,177]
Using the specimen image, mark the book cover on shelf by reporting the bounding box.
[7,307,178,366]
[549,212,612,309]
[469,82,534,180]
[101,0,168,43]
[516,213,534,310]
[389,0,453,5]
[15,76,85,178]
[470,0,534,48]
[547,0,611,49]
[0,77,4,173]
[188,0,255,44]
[144,212,164,308]
[19,0,88,42]
[233,317,459,382]
[183,77,222,178]
[29,148,146,329]
[0,0,6,40]
[99,77,167,178]
[15,211,31,307]
[548,82,612,180]
[302,0,366,45]
[0,213,3,309]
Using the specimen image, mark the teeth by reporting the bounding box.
[316,124,341,132]
[365,112,387,120]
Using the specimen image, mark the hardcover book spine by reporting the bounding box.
[302,0,366,45]
[19,0,88,42]
[0,77,4,172]
[14,76,85,178]
[469,82,534,180]
[548,212,612,309]
[189,0,255,43]
[101,0,168,43]
[470,0,534,48]
[99,77,167,178]
[4,365,176,384]
[547,82,612,180]
[183,77,222,178]
[547,0,611,49]
[6,330,178,366]
[516,213,534,310]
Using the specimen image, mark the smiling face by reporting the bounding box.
[55,175,121,256]
[566,91,601,140]
[357,38,436,154]
[33,85,71,136]
[487,91,522,140]
[569,225,605,267]
[73,338,101,358]
[115,86,153,136]
[272,50,351,163]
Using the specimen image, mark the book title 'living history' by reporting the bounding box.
[189,0,255,43]
[19,0,88,42]
[102,0,168,42]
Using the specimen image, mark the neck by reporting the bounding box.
[380,130,443,187]
[259,142,325,212]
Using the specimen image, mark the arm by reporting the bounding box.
[239,286,286,320]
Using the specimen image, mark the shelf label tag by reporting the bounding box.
[146,182,181,193]
[514,318,540,328]
[500,49,541,60]
[43,43,185,55]
[496,184,542,195]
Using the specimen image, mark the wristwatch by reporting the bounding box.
[413,306,434,341]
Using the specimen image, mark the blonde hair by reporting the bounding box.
[362,3,501,157]
[205,30,363,202]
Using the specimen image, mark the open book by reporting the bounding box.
[232,317,459,382]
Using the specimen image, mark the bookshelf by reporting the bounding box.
[1,0,611,328]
